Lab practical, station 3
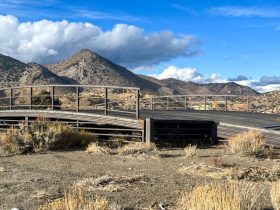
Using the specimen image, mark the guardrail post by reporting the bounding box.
[204,96,207,110]
[184,96,187,110]
[272,98,275,114]
[76,86,80,112]
[136,89,140,119]
[150,98,154,110]
[51,86,54,110]
[30,87,32,110]
[247,97,250,112]
[225,96,227,111]
[9,88,12,110]
[167,97,169,110]
[104,87,108,115]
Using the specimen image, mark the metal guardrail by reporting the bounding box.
[0,85,141,119]
[141,94,280,115]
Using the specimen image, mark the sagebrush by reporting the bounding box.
[0,120,95,154]
[176,181,262,210]
[227,130,268,157]
[184,145,197,157]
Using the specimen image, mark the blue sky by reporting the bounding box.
[0,0,280,92]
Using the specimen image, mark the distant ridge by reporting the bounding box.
[0,49,259,96]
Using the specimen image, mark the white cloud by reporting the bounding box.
[209,6,280,18]
[151,66,203,82]
[150,66,280,93]
[0,15,199,67]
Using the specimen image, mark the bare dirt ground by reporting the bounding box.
[0,146,280,210]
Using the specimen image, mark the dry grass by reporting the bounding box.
[38,187,110,210]
[0,121,95,155]
[0,165,4,172]
[74,174,148,193]
[184,145,197,157]
[86,143,110,155]
[271,181,280,210]
[118,142,157,157]
[176,181,262,210]
[227,130,268,157]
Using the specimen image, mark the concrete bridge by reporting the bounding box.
[0,85,279,146]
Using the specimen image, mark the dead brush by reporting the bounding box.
[271,181,280,210]
[86,143,110,155]
[38,187,110,210]
[212,157,233,168]
[118,142,157,157]
[227,130,268,157]
[184,144,197,157]
[176,181,262,210]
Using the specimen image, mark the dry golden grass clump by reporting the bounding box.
[0,121,95,155]
[176,181,262,210]
[271,181,280,210]
[118,142,157,157]
[38,187,110,210]
[184,145,197,157]
[0,166,4,172]
[86,143,110,155]
[227,130,268,157]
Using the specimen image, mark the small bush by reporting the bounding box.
[38,187,110,210]
[271,181,280,210]
[227,130,267,157]
[184,145,197,157]
[118,142,157,157]
[86,143,109,155]
[176,182,262,210]
[0,121,95,155]
[32,90,61,110]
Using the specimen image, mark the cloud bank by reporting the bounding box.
[0,15,199,68]
[151,66,280,93]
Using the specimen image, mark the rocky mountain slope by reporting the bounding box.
[45,49,161,93]
[0,49,259,96]
[0,54,74,87]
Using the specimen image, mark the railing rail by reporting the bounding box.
[140,94,280,115]
[0,85,140,119]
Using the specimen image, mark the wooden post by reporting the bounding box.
[76,86,80,112]
[204,96,207,110]
[51,86,54,110]
[9,88,12,110]
[167,97,169,110]
[30,87,32,110]
[104,87,108,115]
[184,96,187,111]
[136,89,140,119]
[225,96,227,111]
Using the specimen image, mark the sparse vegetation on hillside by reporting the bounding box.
[0,121,94,155]
[176,181,262,210]
[226,130,269,157]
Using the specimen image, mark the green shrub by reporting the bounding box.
[32,90,61,110]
